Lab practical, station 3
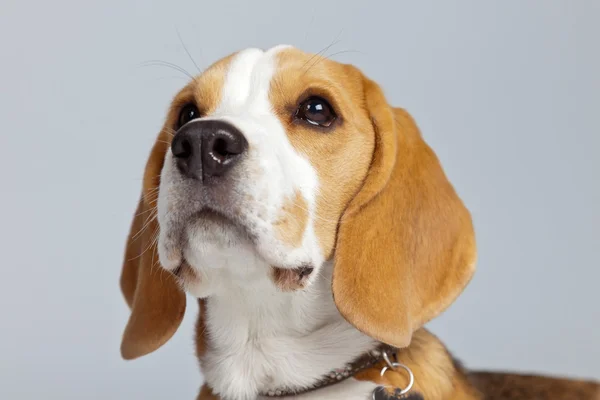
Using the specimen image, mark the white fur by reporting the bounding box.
[157,46,377,400]
[201,262,377,400]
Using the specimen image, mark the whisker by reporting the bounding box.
[128,225,159,262]
[139,60,195,80]
[176,27,203,74]
[163,127,178,137]
[303,34,341,70]
[133,206,157,218]
[315,268,332,285]
[304,41,348,74]
[130,210,158,242]
[302,41,338,73]
[303,29,344,75]
[309,49,364,70]
[150,232,159,277]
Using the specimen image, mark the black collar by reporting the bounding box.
[261,344,397,397]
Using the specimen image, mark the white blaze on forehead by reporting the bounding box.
[216,45,292,114]
[217,48,264,109]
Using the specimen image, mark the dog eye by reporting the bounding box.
[177,103,200,129]
[295,96,336,128]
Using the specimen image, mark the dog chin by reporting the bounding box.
[167,209,320,294]
[179,213,268,289]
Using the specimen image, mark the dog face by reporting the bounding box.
[120,46,476,360]
[157,46,376,296]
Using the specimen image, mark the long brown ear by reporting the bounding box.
[119,138,186,360]
[332,78,476,349]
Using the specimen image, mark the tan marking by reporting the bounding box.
[273,190,309,248]
[470,370,600,400]
[270,48,375,259]
[195,299,208,357]
[195,299,221,400]
[355,329,482,400]
[191,52,236,116]
[196,384,219,400]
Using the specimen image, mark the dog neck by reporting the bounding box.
[197,260,379,400]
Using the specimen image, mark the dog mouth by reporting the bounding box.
[193,208,234,224]
[171,260,196,280]
[191,208,252,238]
[166,207,250,279]
[272,265,315,291]
[165,207,316,292]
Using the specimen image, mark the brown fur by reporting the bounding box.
[271,49,375,259]
[332,79,477,350]
[354,330,482,400]
[120,48,598,398]
[119,136,185,359]
[273,189,309,248]
[197,384,219,400]
[470,372,600,400]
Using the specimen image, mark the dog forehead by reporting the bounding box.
[216,46,282,111]
[188,46,359,112]
[201,45,296,112]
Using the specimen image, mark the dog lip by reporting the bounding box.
[272,264,315,292]
[171,260,197,280]
[297,266,314,279]
[190,207,254,241]
[193,208,235,224]
[171,263,184,277]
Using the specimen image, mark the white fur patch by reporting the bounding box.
[201,262,378,400]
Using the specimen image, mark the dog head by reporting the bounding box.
[119,46,476,360]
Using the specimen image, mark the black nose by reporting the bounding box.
[171,120,248,180]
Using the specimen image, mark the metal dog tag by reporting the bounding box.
[373,352,420,399]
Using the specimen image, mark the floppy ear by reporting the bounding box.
[119,138,186,360]
[332,78,476,349]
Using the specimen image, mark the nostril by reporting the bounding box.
[213,137,232,157]
[297,266,314,280]
[172,136,192,159]
[180,139,192,158]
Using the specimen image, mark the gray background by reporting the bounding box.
[1,1,598,399]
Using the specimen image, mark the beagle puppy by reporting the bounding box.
[119,46,599,400]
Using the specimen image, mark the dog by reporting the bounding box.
[119,46,599,400]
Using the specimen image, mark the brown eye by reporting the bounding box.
[177,103,200,129]
[295,96,336,128]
